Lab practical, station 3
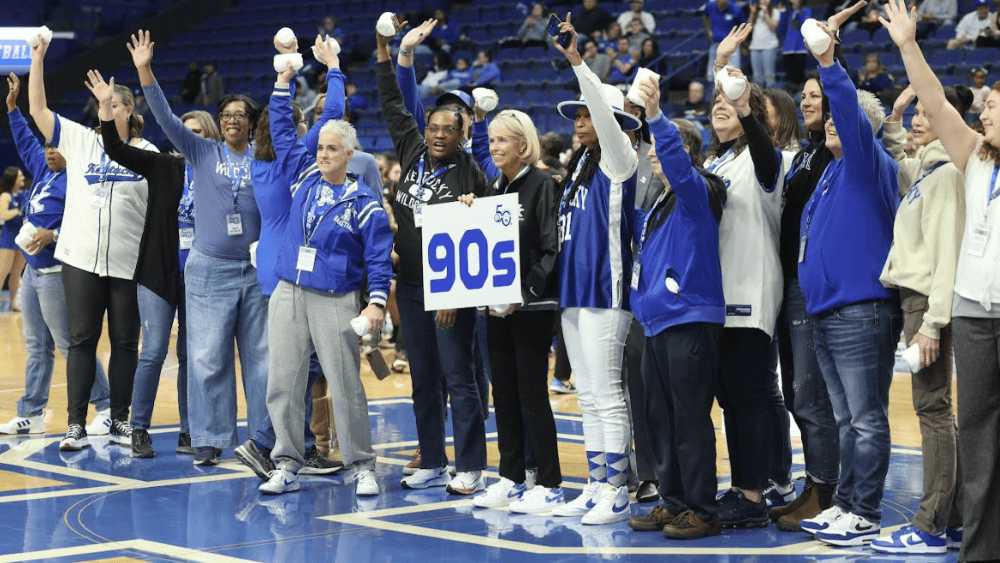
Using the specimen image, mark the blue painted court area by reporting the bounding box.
[0,399,957,563]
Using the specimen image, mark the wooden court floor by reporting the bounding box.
[0,306,951,563]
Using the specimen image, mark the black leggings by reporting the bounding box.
[62,264,140,426]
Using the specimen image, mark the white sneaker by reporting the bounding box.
[510,485,565,514]
[400,467,451,489]
[0,414,45,435]
[525,469,537,489]
[581,483,630,525]
[552,481,603,517]
[354,470,379,497]
[259,468,299,495]
[86,409,111,436]
[472,477,527,508]
[800,505,847,535]
[815,512,880,546]
[447,470,485,495]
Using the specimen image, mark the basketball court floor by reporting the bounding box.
[0,307,955,563]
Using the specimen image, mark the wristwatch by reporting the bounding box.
[52,228,59,242]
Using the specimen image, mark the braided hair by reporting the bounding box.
[559,144,602,208]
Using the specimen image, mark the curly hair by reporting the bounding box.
[706,82,774,159]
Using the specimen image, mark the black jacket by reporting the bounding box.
[780,128,834,280]
[376,60,488,286]
[485,166,559,309]
[101,120,185,304]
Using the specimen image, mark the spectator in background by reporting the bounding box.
[637,37,662,73]
[346,83,368,112]
[132,88,149,117]
[625,17,651,52]
[516,3,550,47]
[916,0,958,38]
[857,53,895,97]
[749,0,781,89]
[200,62,224,108]
[429,8,462,52]
[778,0,812,88]
[607,37,638,84]
[318,16,346,45]
[703,0,747,79]
[470,50,501,87]
[581,38,611,80]
[574,0,615,38]
[970,67,989,113]
[179,62,201,104]
[417,51,452,99]
[680,80,711,120]
[617,0,656,32]
[947,0,998,49]
[538,132,567,177]
[602,21,624,51]
[81,97,100,127]
[435,56,474,94]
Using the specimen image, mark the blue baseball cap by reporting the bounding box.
[975,0,989,7]
[435,89,474,112]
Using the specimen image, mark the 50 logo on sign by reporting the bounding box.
[421,194,523,310]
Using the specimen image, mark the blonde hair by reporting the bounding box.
[489,110,541,164]
[112,84,144,138]
[181,110,221,141]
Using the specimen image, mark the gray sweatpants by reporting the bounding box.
[267,280,376,473]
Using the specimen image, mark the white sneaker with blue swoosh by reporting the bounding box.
[259,468,300,495]
[871,525,947,554]
[814,512,880,546]
[581,484,631,525]
[472,477,528,508]
[510,485,565,514]
[552,481,603,517]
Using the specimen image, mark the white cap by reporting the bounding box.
[27,25,53,47]
[273,53,304,73]
[715,66,747,100]
[275,27,295,48]
[801,18,832,56]
[472,88,498,112]
[376,12,396,37]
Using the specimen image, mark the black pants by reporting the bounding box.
[624,318,655,481]
[488,309,562,487]
[554,312,571,382]
[642,322,722,522]
[62,264,140,426]
[783,53,808,89]
[717,327,774,491]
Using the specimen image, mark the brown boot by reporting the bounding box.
[310,377,332,457]
[403,448,421,475]
[662,510,720,540]
[777,481,836,532]
[629,503,677,531]
[770,481,814,521]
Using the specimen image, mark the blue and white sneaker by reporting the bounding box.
[400,466,451,490]
[945,526,963,549]
[259,468,300,495]
[0,414,45,435]
[814,512,880,546]
[581,484,631,525]
[871,525,947,554]
[763,480,797,507]
[800,504,846,535]
[549,378,577,394]
[472,477,528,508]
[552,481,603,517]
[510,486,565,514]
[85,409,111,437]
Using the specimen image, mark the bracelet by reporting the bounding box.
[399,49,413,57]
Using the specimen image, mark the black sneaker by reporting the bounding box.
[233,439,274,479]
[109,419,132,447]
[59,424,90,451]
[194,446,222,466]
[131,428,154,458]
[719,489,769,528]
[299,446,344,475]
[176,432,196,455]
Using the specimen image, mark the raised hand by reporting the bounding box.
[716,23,752,64]
[719,67,752,114]
[313,34,340,68]
[637,75,661,119]
[376,14,409,51]
[6,73,19,112]
[552,13,581,65]
[127,30,155,68]
[892,85,916,118]
[401,19,438,51]
[274,34,299,55]
[828,0,867,30]
[84,69,115,106]
[807,20,837,65]
[879,0,918,48]
[277,60,296,84]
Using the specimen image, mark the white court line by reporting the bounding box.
[0,539,264,563]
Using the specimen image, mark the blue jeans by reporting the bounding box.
[131,282,189,432]
[750,47,779,89]
[814,299,902,522]
[18,265,110,417]
[396,282,486,472]
[253,350,321,451]
[783,279,840,483]
[184,249,269,448]
[474,309,491,418]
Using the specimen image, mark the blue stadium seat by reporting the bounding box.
[929,49,964,68]
[965,48,995,67]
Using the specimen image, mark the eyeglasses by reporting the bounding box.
[220,111,249,122]
[426,125,459,136]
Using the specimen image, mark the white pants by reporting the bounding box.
[561,307,633,455]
